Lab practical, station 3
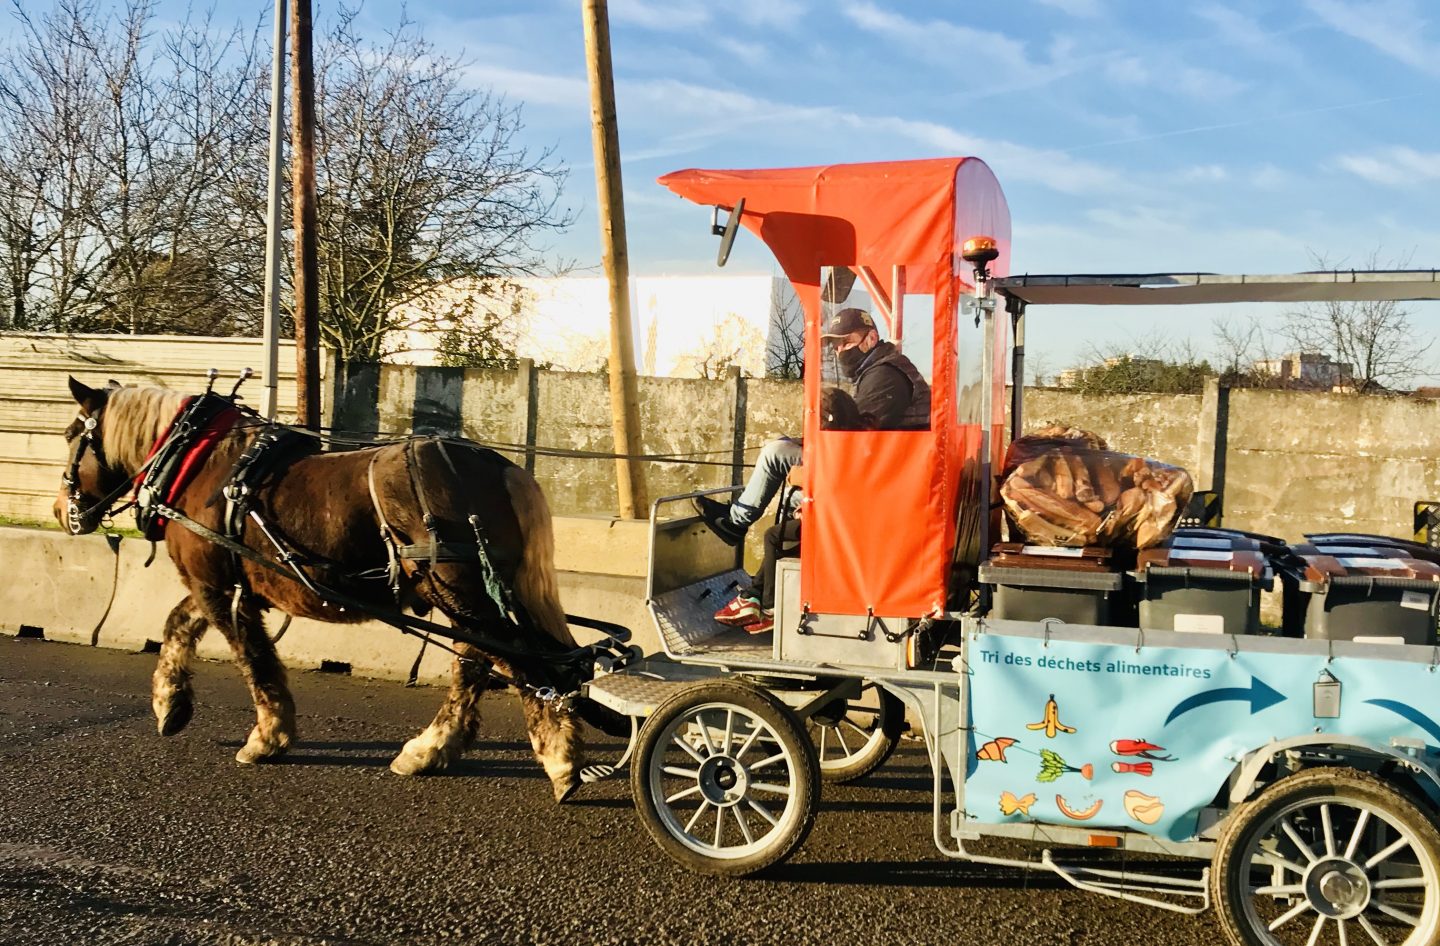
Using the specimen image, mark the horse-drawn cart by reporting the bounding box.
[579,158,1440,946]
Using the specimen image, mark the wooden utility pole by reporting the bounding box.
[289,0,321,428]
[582,0,647,518]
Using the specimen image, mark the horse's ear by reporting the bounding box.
[106,379,122,390]
[67,376,108,413]
[68,376,95,405]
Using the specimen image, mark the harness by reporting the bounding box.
[66,390,633,706]
[134,393,242,540]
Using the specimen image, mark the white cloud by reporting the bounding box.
[609,0,807,32]
[461,64,589,108]
[1335,146,1440,186]
[1305,0,1440,76]
[1195,3,1307,67]
[841,1,1061,77]
[1033,0,1105,16]
[1182,164,1229,182]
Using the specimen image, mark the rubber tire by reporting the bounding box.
[1211,766,1440,946]
[631,681,819,877]
[809,684,905,784]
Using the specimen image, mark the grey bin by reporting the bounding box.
[1287,542,1440,645]
[1134,566,1268,635]
[980,564,1125,626]
[1298,575,1439,645]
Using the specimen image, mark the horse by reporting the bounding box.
[54,376,587,802]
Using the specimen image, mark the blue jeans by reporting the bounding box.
[731,437,802,527]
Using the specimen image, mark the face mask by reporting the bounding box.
[836,345,867,380]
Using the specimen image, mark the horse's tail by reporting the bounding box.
[503,466,575,648]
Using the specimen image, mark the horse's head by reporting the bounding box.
[54,376,128,535]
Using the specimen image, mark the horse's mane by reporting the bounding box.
[103,386,188,473]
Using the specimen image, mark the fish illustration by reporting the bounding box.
[977,737,1017,762]
[999,791,1037,816]
[1026,694,1077,739]
[1110,739,1176,762]
[1111,761,1153,776]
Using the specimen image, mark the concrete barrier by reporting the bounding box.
[0,526,119,644]
[2,516,656,682]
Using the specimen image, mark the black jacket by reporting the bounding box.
[852,341,932,429]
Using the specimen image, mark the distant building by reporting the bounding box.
[1055,356,1167,388]
[391,274,821,378]
[1252,352,1354,390]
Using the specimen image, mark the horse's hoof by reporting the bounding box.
[157,695,194,736]
[235,732,291,765]
[553,775,581,804]
[389,749,449,776]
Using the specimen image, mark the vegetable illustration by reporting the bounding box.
[1037,749,1093,782]
[1055,795,1102,820]
[1026,694,1076,739]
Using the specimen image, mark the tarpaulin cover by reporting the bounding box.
[660,158,1010,616]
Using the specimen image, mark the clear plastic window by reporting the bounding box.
[817,265,932,431]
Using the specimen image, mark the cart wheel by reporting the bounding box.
[807,682,904,784]
[631,681,819,876]
[1212,767,1440,946]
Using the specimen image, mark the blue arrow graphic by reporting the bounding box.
[1364,699,1440,745]
[1164,675,1286,726]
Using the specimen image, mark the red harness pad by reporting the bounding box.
[139,399,242,540]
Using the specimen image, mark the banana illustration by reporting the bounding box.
[1026,694,1076,739]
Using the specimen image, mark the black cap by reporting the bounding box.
[820,307,876,341]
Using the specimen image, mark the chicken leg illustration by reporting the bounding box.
[1026,694,1076,739]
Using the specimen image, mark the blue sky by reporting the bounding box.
[18,0,1440,377]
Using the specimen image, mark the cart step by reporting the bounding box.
[579,764,617,783]
[583,658,726,717]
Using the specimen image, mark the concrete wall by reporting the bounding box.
[0,518,653,683]
[0,332,322,523]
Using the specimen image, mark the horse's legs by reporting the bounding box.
[195,588,296,764]
[516,677,582,804]
[151,594,208,736]
[390,643,490,776]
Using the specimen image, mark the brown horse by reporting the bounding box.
[54,377,585,801]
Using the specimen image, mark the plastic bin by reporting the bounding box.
[1133,533,1272,635]
[980,545,1126,626]
[1286,543,1440,645]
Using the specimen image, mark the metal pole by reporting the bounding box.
[260,0,287,420]
[582,0,646,518]
[289,0,321,428]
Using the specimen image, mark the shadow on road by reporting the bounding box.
[768,858,1070,890]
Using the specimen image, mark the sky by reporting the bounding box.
[15,0,1440,379]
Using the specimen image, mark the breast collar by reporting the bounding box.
[134,393,243,541]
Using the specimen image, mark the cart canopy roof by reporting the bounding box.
[996,270,1440,306]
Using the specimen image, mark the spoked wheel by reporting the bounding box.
[1212,767,1440,946]
[806,682,905,784]
[631,681,819,876]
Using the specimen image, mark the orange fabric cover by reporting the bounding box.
[660,159,1010,616]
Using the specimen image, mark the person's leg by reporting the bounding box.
[730,438,801,527]
[692,437,801,546]
[755,520,802,611]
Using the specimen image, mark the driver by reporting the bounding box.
[694,306,930,548]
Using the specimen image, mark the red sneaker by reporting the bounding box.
[742,611,774,635]
[714,594,761,626]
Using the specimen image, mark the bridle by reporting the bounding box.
[61,410,138,535]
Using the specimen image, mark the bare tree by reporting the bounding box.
[1281,252,1432,393]
[765,294,803,379]
[311,10,573,363]
[1066,334,1215,395]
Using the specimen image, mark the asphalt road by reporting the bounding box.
[0,637,1225,946]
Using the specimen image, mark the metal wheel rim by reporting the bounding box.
[1234,794,1439,946]
[807,686,888,771]
[647,701,802,860]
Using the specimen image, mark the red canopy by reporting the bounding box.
[660,158,1010,616]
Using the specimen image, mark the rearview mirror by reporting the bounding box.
[711,198,745,267]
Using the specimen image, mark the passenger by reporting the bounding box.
[693,306,930,548]
[710,389,863,635]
